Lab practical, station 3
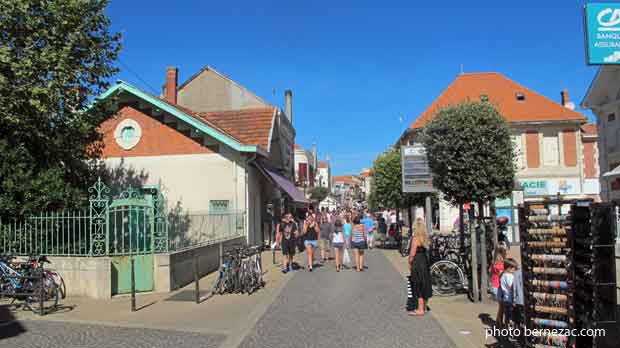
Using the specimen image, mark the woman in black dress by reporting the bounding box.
[408,217,432,316]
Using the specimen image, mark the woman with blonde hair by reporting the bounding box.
[408,217,432,315]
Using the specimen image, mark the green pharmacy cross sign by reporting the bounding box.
[585,3,620,64]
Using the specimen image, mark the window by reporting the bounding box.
[114,119,142,150]
[480,94,489,102]
[209,200,229,214]
[542,134,559,166]
[120,126,136,141]
[608,113,616,122]
[515,92,526,102]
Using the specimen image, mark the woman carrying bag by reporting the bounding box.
[408,217,432,316]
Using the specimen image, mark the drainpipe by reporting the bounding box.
[245,153,257,245]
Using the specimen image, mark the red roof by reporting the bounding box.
[581,123,597,135]
[360,169,373,178]
[200,108,275,152]
[333,175,360,185]
[318,161,329,169]
[156,96,274,152]
[410,72,586,129]
[294,144,304,150]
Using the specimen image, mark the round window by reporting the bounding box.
[120,126,136,141]
[114,119,142,150]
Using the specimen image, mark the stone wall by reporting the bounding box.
[47,256,112,300]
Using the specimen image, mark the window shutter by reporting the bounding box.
[525,131,540,168]
[562,130,577,167]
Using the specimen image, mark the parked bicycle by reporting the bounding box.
[210,245,264,296]
[428,232,470,296]
[22,255,67,299]
[0,254,59,314]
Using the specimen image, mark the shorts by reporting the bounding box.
[332,242,344,249]
[281,239,296,256]
[352,241,367,250]
[304,240,318,248]
[490,287,498,300]
[318,239,330,250]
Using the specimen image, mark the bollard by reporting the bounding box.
[194,252,200,304]
[272,246,276,265]
[131,256,136,312]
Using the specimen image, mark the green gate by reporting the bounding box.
[109,188,155,295]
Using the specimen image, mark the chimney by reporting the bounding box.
[285,89,293,123]
[560,89,569,107]
[311,142,318,171]
[165,67,178,104]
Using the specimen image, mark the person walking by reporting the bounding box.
[408,217,432,316]
[361,211,376,249]
[350,215,367,272]
[332,219,346,271]
[303,214,320,272]
[343,213,353,269]
[276,213,298,273]
[318,213,333,263]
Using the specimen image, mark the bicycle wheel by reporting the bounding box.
[51,272,66,300]
[430,260,465,297]
[210,270,223,296]
[26,280,59,315]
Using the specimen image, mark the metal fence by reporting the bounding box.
[0,178,246,257]
[0,211,246,257]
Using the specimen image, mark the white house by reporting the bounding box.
[96,66,307,246]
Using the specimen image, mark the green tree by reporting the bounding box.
[421,102,516,206]
[309,186,330,203]
[0,0,121,218]
[371,148,403,210]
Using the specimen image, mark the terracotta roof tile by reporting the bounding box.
[410,72,587,129]
[318,161,329,169]
[581,123,597,135]
[156,95,274,152]
[199,107,275,152]
[333,175,360,185]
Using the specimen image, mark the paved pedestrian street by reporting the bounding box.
[0,320,226,348]
[0,250,456,348]
[239,250,456,348]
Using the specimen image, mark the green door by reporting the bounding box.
[108,196,155,295]
[111,254,154,295]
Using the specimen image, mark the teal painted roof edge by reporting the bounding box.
[96,81,258,153]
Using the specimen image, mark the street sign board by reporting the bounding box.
[401,144,434,193]
[585,3,620,64]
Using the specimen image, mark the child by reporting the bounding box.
[490,248,505,326]
[489,247,506,300]
[499,258,519,328]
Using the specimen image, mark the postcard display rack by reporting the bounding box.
[519,200,617,348]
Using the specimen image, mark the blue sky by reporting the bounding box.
[106,0,604,175]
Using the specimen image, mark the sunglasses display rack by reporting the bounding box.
[570,203,617,348]
[519,199,578,348]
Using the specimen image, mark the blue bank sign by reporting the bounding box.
[585,3,620,64]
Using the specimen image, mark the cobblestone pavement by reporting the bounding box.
[0,320,225,348]
[238,249,456,348]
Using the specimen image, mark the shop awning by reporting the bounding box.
[255,162,309,204]
[603,164,620,178]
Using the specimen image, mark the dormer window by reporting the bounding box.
[516,92,526,102]
[480,94,489,102]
